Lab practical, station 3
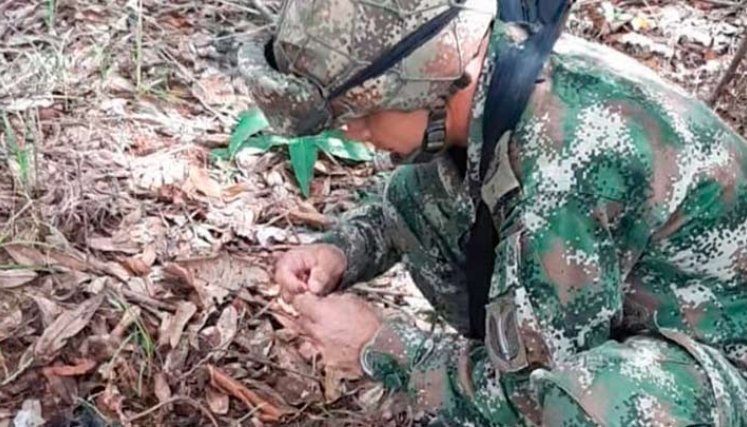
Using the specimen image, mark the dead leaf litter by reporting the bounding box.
[0,0,745,426]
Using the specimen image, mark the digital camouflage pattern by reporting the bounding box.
[239,0,496,136]
[318,20,747,426]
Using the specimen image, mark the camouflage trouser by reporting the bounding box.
[363,159,747,426]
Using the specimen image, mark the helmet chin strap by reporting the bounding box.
[395,102,448,164]
[390,71,470,165]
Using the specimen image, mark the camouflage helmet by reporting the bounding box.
[239,0,496,137]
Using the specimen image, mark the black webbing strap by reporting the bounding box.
[464,0,572,340]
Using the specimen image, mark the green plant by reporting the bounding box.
[214,108,375,197]
[107,297,154,397]
[45,0,56,33]
[2,113,31,191]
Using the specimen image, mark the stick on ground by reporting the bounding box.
[709,31,747,106]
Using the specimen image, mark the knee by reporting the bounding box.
[532,337,717,427]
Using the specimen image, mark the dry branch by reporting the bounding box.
[709,31,747,105]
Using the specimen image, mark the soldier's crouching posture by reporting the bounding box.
[240,0,747,425]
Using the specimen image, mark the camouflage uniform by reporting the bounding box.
[318,22,747,426]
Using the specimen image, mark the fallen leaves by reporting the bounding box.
[154,373,172,404]
[207,365,287,422]
[0,269,37,289]
[206,387,229,415]
[12,400,44,427]
[164,301,197,349]
[42,358,97,377]
[34,295,104,362]
[0,308,22,341]
[188,166,223,199]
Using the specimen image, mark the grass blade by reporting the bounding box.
[288,138,318,198]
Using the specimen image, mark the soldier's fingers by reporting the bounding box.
[275,256,310,301]
[307,266,332,295]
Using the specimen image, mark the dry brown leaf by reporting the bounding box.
[215,305,238,350]
[87,236,140,254]
[141,246,157,266]
[0,308,22,342]
[4,244,91,272]
[12,399,44,427]
[3,245,42,266]
[169,301,197,349]
[87,276,109,294]
[222,182,252,200]
[154,373,172,404]
[34,295,104,361]
[288,208,333,229]
[166,255,270,308]
[42,358,97,377]
[0,269,37,289]
[121,257,150,276]
[206,387,229,415]
[101,261,131,282]
[324,367,354,403]
[275,374,322,406]
[29,294,62,327]
[188,166,223,199]
[207,365,286,422]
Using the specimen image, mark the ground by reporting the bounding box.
[0,1,745,426]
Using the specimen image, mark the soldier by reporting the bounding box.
[239,0,747,425]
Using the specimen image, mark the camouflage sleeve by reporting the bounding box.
[484,190,625,373]
[360,318,522,425]
[316,201,402,289]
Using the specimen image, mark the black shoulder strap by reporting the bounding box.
[465,0,572,340]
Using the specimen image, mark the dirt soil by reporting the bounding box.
[0,1,745,426]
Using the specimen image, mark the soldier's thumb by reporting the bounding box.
[307,267,331,295]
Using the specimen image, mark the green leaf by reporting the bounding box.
[210,148,231,160]
[314,131,374,162]
[237,135,290,156]
[288,138,319,198]
[228,108,269,156]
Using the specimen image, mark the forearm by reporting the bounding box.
[316,203,401,289]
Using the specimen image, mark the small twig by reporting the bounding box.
[1,200,32,234]
[135,0,144,93]
[175,348,230,383]
[709,33,747,106]
[127,395,219,427]
[120,288,178,313]
[697,0,745,7]
[233,401,266,426]
[0,348,33,387]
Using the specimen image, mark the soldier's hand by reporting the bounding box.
[274,244,347,302]
[292,293,381,376]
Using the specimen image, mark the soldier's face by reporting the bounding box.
[341,109,429,155]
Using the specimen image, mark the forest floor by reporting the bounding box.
[1,1,745,426]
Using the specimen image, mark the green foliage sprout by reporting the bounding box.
[213,108,374,197]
